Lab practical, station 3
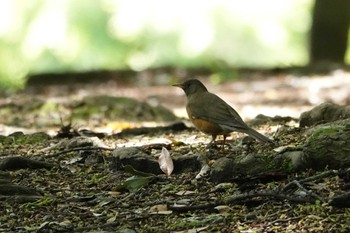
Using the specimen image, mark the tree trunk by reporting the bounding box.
[310,0,350,64]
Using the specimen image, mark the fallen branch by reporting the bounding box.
[0,156,53,170]
[329,191,350,207]
[169,190,315,212]
[284,180,324,202]
[44,146,114,158]
[283,170,339,192]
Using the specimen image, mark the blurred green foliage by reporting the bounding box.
[0,0,348,91]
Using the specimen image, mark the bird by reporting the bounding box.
[173,79,273,148]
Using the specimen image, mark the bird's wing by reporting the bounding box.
[188,92,249,131]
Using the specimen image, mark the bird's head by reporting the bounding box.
[172,79,208,96]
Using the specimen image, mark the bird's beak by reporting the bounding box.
[172,83,184,88]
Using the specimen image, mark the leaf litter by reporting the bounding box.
[1,72,350,232]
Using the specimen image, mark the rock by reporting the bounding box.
[273,150,305,172]
[248,114,297,127]
[0,184,41,196]
[210,157,235,183]
[329,192,350,207]
[233,153,270,175]
[211,125,350,182]
[303,131,350,169]
[300,102,350,127]
[273,123,350,171]
[112,147,161,174]
[211,153,278,183]
[0,195,42,203]
[284,151,305,169]
[0,171,42,203]
[172,153,201,173]
[0,171,11,184]
[274,123,350,171]
[0,156,53,170]
[111,147,201,175]
[74,95,177,122]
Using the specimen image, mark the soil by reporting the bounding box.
[1,69,350,232]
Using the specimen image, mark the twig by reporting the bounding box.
[169,190,315,212]
[283,170,339,192]
[284,180,324,202]
[45,147,114,158]
[297,170,339,183]
[270,216,301,224]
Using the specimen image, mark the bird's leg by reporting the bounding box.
[221,135,227,151]
[206,135,217,148]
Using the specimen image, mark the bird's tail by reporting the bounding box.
[244,128,273,144]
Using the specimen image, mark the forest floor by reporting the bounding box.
[0,68,350,232]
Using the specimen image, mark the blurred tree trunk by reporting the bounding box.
[310,0,350,64]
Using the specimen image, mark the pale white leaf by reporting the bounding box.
[273,145,296,153]
[214,205,231,213]
[175,191,196,196]
[106,214,117,224]
[175,226,208,233]
[149,204,168,213]
[195,164,210,179]
[158,147,174,176]
[149,204,172,214]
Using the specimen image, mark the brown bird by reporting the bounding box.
[173,79,273,147]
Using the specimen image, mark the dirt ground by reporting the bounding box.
[1,69,350,232]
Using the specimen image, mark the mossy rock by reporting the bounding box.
[300,102,350,127]
[303,130,350,169]
[0,132,51,145]
[73,95,177,122]
[306,124,347,142]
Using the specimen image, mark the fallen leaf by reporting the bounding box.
[214,205,231,213]
[106,213,118,223]
[214,183,236,191]
[158,147,174,176]
[149,204,173,214]
[108,191,122,197]
[273,145,297,153]
[175,199,192,205]
[173,226,209,233]
[116,175,155,192]
[124,165,155,177]
[195,164,210,179]
[175,191,196,196]
[149,204,168,212]
[92,212,103,217]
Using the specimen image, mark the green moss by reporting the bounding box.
[85,173,107,185]
[73,95,177,121]
[0,132,50,145]
[308,125,345,142]
[281,156,295,172]
[20,195,55,209]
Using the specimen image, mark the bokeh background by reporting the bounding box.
[0,0,349,90]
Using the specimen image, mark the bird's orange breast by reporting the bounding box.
[191,118,224,135]
[186,105,224,135]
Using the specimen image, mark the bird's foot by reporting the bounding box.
[206,141,219,149]
[206,140,227,152]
